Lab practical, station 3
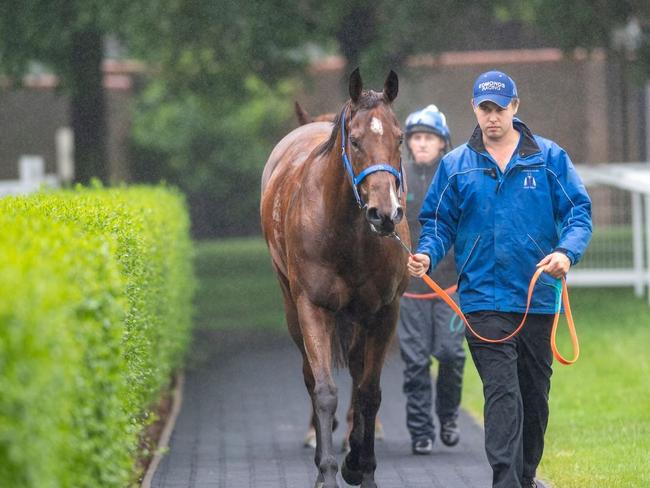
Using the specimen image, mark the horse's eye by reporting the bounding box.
[350,138,360,150]
[398,135,404,146]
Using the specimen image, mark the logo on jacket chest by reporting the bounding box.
[523,170,537,190]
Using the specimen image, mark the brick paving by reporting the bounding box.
[151,329,492,488]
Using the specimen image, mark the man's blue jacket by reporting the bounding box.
[416,119,592,314]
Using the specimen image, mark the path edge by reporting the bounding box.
[140,371,185,488]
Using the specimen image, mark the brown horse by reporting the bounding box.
[293,100,385,452]
[261,69,409,488]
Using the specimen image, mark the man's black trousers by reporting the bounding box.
[465,311,554,488]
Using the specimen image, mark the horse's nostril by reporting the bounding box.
[394,207,404,223]
[366,206,382,225]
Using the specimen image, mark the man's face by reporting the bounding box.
[472,100,519,141]
[407,132,446,164]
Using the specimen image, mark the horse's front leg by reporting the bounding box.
[341,330,366,485]
[297,295,339,488]
[343,302,399,488]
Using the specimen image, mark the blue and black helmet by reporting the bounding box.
[404,104,451,145]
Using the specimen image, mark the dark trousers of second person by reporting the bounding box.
[465,311,554,488]
[398,294,466,442]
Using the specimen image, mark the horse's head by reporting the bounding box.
[344,68,404,236]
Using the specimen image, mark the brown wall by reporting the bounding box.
[0,66,137,182]
[0,50,646,184]
[297,49,646,166]
[0,87,68,179]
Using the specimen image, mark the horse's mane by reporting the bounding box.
[315,90,386,157]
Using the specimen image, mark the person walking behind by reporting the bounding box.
[398,105,466,456]
[407,71,592,488]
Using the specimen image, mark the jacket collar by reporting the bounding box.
[468,118,541,159]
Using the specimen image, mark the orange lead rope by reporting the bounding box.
[418,266,580,365]
[390,232,579,365]
[403,284,457,299]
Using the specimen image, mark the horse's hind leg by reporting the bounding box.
[296,295,339,488]
[342,390,384,452]
[343,303,399,488]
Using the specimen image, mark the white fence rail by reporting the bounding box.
[573,163,650,305]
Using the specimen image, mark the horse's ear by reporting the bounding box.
[383,70,399,103]
[294,101,312,126]
[349,67,363,103]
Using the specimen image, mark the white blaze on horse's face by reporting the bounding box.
[389,183,400,218]
[370,117,384,136]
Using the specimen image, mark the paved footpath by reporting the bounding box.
[151,329,492,488]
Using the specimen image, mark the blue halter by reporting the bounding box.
[340,107,404,208]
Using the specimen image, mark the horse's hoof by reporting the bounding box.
[361,480,378,488]
[314,479,339,488]
[375,419,385,441]
[304,426,317,449]
[341,457,363,486]
[340,437,350,453]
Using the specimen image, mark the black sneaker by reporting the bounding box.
[411,437,433,455]
[523,479,547,488]
[440,420,460,447]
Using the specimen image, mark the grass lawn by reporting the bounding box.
[578,225,633,268]
[193,237,285,331]
[195,237,650,487]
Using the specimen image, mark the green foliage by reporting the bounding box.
[0,185,194,487]
[123,1,319,236]
[131,75,296,236]
[496,0,650,79]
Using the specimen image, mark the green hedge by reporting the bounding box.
[0,185,194,487]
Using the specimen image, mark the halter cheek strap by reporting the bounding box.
[340,107,403,208]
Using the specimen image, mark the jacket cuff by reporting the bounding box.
[554,247,575,265]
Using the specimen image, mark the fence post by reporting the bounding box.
[646,81,650,163]
[645,194,650,305]
[19,155,45,192]
[56,127,75,184]
[632,192,645,297]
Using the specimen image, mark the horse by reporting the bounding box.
[293,100,386,452]
[261,68,409,488]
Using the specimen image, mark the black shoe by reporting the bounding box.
[440,420,460,447]
[523,478,547,488]
[411,437,433,455]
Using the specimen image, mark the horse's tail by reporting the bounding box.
[331,316,354,369]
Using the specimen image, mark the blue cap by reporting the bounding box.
[472,71,518,108]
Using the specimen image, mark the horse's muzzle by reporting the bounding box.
[366,206,404,235]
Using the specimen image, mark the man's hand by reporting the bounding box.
[537,252,571,279]
[408,253,431,277]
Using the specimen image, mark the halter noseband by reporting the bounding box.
[340,107,404,208]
